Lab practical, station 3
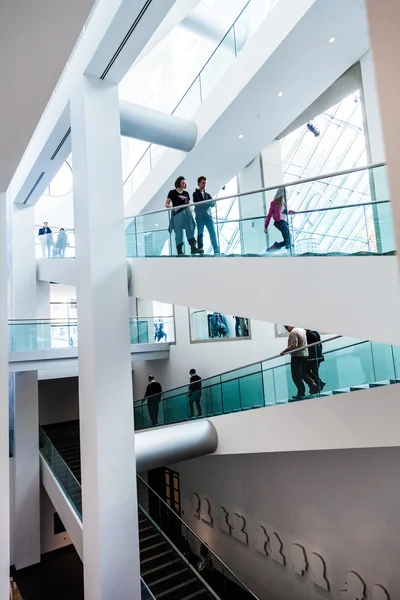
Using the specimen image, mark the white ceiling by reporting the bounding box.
[0,0,95,190]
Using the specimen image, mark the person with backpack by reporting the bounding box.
[306,330,326,392]
[188,368,202,417]
[264,187,293,252]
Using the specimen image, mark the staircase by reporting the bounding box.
[139,509,214,600]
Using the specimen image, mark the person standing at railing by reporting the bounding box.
[38,221,52,258]
[142,375,162,426]
[264,187,292,252]
[165,176,201,255]
[188,368,202,417]
[193,176,220,255]
[306,329,326,392]
[280,326,318,400]
[55,228,68,258]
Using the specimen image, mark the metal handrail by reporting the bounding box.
[137,475,260,599]
[126,162,386,219]
[8,315,174,323]
[135,334,343,403]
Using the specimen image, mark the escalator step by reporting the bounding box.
[181,591,209,600]
[149,567,188,587]
[140,534,164,550]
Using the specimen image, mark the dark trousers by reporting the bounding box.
[291,356,316,396]
[147,396,161,425]
[189,390,202,417]
[306,360,325,391]
[274,220,291,249]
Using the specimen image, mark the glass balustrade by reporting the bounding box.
[122,0,282,197]
[134,336,400,430]
[39,428,82,519]
[35,229,75,259]
[8,316,174,352]
[125,164,395,258]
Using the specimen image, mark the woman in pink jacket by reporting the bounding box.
[264,187,292,251]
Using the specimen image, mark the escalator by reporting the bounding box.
[39,430,259,600]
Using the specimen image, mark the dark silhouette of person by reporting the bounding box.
[143,376,162,426]
[188,368,202,417]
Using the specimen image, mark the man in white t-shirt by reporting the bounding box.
[280,326,318,399]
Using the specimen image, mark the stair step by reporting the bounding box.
[181,590,209,600]
[140,533,159,543]
[350,385,370,391]
[140,549,174,566]
[154,577,198,599]
[141,558,180,577]
[140,540,167,554]
[332,388,351,395]
[150,568,188,586]
[369,381,390,388]
[139,525,154,535]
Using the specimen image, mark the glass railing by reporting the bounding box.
[137,475,259,600]
[134,335,400,430]
[8,316,174,352]
[39,428,82,519]
[35,229,75,259]
[125,164,395,258]
[39,429,163,599]
[123,0,281,199]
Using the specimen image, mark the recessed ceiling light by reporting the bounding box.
[239,134,244,139]
[329,36,336,43]
[155,224,159,227]
[278,92,284,97]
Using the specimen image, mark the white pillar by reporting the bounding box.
[237,154,266,254]
[365,0,400,259]
[71,75,141,600]
[360,50,394,253]
[11,204,40,569]
[0,194,10,595]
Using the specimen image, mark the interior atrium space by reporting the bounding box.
[2,0,400,599]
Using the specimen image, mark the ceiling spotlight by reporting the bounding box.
[278,91,284,97]
[328,36,336,43]
[239,134,244,139]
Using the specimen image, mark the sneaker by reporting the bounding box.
[320,382,326,392]
[309,386,319,395]
[266,242,280,252]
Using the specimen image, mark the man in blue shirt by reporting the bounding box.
[193,176,220,255]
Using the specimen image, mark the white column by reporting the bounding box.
[0,194,10,595]
[11,204,40,569]
[360,50,394,253]
[365,0,400,260]
[237,154,266,254]
[71,75,141,600]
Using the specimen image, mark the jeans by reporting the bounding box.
[189,390,202,417]
[274,220,291,249]
[173,209,195,246]
[306,360,325,391]
[196,211,219,252]
[291,356,316,396]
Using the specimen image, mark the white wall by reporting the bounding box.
[34,190,74,231]
[171,448,400,600]
[132,304,285,398]
[40,485,72,554]
[129,256,400,346]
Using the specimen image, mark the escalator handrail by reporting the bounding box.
[135,334,344,404]
[138,475,260,599]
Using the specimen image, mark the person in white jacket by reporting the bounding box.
[280,326,317,399]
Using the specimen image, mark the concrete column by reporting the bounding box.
[365,0,400,261]
[11,204,40,569]
[0,194,10,595]
[360,50,394,254]
[71,75,141,600]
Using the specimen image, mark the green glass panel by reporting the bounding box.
[371,342,396,381]
[238,372,263,408]
[221,378,241,412]
[262,367,275,406]
[322,341,373,392]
